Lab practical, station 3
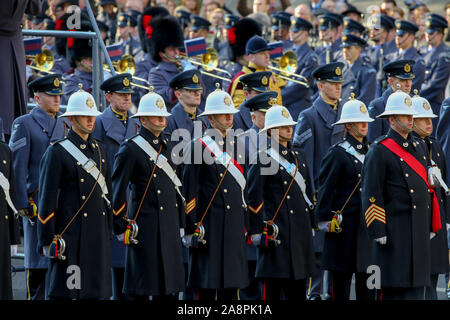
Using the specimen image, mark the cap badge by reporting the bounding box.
[192,74,199,83]
[292,19,296,26]
[224,96,232,106]
[261,76,268,86]
[369,196,376,203]
[344,20,349,26]
[123,77,130,87]
[423,101,430,110]
[225,16,230,23]
[404,63,411,73]
[86,97,94,109]
[320,18,325,24]
[342,35,347,42]
[156,98,164,109]
[396,21,401,29]
[54,78,60,87]
[360,104,367,113]
[281,108,290,119]
[426,20,431,27]
[404,96,412,107]
[272,18,277,24]
[268,97,276,106]
[335,66,342,76]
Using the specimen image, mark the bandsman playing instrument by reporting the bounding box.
[228,35,285,108]
[38,86,112,300]
[247,105,316,300]
[361,89,436,300]
[182,87,249,301]
[315,94,375,300]
[92,73,140,300]
[9,74,68,300]
[111,89,185,300]
[410,92,450,300]
[316,13,343,65]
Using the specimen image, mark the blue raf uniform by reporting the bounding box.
[367,59,415,142]
[91,73,140,300]
[316,13,344,65]
[385,20,425,94]
[270,11,294,50]
[117,13,142,58]
[9,74,68,300]
[343,17,366,37]
[339,34,376,106]
[233,71,272,131]
[436,98,450,186]
[420,14,450,119]
[165,69,208,138]
[281,17,316,121]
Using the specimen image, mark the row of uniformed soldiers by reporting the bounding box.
[2,53,449,300]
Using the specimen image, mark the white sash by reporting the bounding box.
[0,172,18,214]
[266,148,314,209]
[132,135,185,203]
[58,139,110,206]
[200,135,247,207]
[338,140,365,163]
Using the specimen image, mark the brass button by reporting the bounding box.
[153,174,157,178]
[284,181,287,185]
[413,205,416,209]
[223,189,228,193]
[82,195,86,200]
[5,215,8,220]
[157,190,161,194]
[305,208,309,212]
[226,205,230,210]
[405,173,409,177]
[83,213,88,217]
[160,206,164,211]
[290,210,294,214]
[2,160,6,164]
[410,189,414,193]
[287,195,291,200]
[80,178,84,182]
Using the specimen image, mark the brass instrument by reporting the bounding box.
[268,50,309,87]
[104,54,151,91]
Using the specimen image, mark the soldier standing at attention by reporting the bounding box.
[9,74,68,300]
[315,95,375,300]
[361,89,436,300]
[182,87,249,301]
[247,105,316,300]
[111,89,185,300]
[38,87,112,300]
[92,73,140,300]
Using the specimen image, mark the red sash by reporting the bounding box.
[381,138,441,232]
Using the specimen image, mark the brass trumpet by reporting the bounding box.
[26,48,55,72]
[269,50,309,87]
[104,54,151,91]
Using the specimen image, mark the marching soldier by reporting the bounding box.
[228,35,285,108]
[367,59,415,143]
[410,93,450,300]
[38,87,112,300]
[292,62,346,300]
[92,73,140,300]
[270,11,293,50]
[147,15,185,110]
[236,90,277,300]
[9,74,68,300]
[315,95,375,300]
[340,34,376,106]
[247,105,316,300]
[389,20,425,94]
[0,134,21,299]
[281,16,317,121]
[116,13,141,58]
[111,90,185,300]
[182,88,249,301]
[420,13,450,120]
[188,15,212,45]
[233,71,272,131]
[165,69,208,138]
[361,89,435,300]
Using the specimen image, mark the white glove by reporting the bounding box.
[250,233,262,246]
[182,234,193,248]
[42,245,54,258]
[116,233,125,242]
[10,245,18,257]
[375,236,387,245]
[430,232,436,239]
[311,228,315,237]
[446,223,450,231]
[317,221,331,232]
[180,228,185,238]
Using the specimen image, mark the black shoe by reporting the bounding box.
[308,295,322,301]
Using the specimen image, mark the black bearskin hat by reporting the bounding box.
[228,18,262,61]
[148,15,184,63]
[138,6,170,54]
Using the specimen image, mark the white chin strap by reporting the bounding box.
[394,115,412,133]
[349,123,364,138]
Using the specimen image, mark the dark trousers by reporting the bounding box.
[331,271,375,300]
[425,274,439,300]
[27,268,46,300]
[261,278,307,301]
[308,252,325,299]
[380,286,425,300]
[196,288,238,301]
[112,267,131,300]
[182,262,196,300]
[238,260,261,300]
